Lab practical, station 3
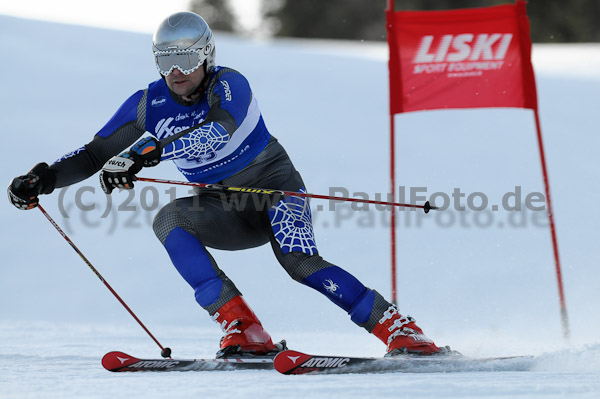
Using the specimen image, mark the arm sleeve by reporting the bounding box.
[160,69,253,161]
[51,90,147,188]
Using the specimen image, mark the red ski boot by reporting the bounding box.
[212,296,283,358]
[372,305,442,356]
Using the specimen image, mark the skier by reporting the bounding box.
[8,11,442,358]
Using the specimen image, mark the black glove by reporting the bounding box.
[8,162,57,210]
[99,137,161,194]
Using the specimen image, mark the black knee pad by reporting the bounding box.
[278,251,334,282]
[153,201,196,245]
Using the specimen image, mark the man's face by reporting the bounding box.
[165,67,206,98]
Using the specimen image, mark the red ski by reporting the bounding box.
[273,350,534,375]
[102,351,274,372]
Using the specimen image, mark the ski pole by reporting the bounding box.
[136,177,438,213]
[37,204,172,358]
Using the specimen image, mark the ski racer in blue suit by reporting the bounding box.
[7,12,442,358]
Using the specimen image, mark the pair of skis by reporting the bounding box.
[102,349,533,375]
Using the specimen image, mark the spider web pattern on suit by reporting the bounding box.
[269,189,317,255]
[162,122,229,161]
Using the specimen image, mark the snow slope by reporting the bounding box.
[1,15,599,399]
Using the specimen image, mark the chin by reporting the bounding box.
[171,87,190,97]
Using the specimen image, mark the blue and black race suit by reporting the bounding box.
[50,66,393,331]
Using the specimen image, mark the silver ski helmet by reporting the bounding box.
[152,11,216,76]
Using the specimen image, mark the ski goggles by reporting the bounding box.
[154,49,205,76]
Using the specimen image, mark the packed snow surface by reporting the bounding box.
[1,15,599,399]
